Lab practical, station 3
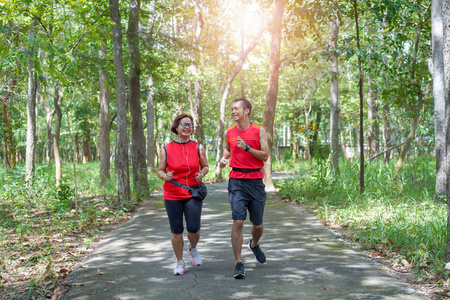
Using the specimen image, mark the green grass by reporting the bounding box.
[0,161,162,295]
[275,155,447,281]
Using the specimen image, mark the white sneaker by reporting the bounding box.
[188,247,202,266]
[173,260,186,275]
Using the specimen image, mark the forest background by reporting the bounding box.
[1,0,450,298]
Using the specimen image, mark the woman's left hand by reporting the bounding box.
[195,172,203,182]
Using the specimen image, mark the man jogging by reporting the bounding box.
[219,98,270,279]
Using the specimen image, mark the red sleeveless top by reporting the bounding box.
[163,140,200,200]
[227,123,264,179]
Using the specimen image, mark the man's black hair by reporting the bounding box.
[234,98,252,115]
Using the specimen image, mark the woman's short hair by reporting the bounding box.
[171,114,194,134]
[234,98,252,115]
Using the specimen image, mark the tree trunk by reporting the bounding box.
[435,0,446,200]
[82,129,91,164]
[303,99,312,166]
[441,0,450,261]
[1,79,17,168]
[240,23,246,98]
[145,0,157,173]
[367,79,380,156]
[214,21,265,182]
[383,104,391,167]
[75,134,79,163]
[381,28,392,167]
[146,76,156,172]
[262,0,285,190]
[53,85,63,186]
[99,40,111,186]
[110,0,130,203]
[354,0,364,194]
[128,0,149,199]
[193,79,204,144]
[2,140,7,167]
[190,0,205,145]
[329,16,340,174]
[338,110,351,164]
[40,91,55,164]
[311,107,322,157]
[290,124,298,163]
[25,22,38,184]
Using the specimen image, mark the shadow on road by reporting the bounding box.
[62,173,428,300]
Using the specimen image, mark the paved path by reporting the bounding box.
[63,175,429,300]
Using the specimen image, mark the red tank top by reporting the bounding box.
[163,140,200,200]
[227,123,264,179]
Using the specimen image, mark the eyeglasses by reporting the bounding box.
[180,122,193,128]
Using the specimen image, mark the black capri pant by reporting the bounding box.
[164,198,202,234]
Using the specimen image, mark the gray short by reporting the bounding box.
[228,178,266,225]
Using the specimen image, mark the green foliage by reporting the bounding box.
[275,155,446,280]
[47,180,75,213]
[0,161,163,295]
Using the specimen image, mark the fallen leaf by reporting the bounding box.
[51,285,66,300]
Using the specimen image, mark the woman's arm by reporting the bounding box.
[157,149,173,181]
[196,144,209,181]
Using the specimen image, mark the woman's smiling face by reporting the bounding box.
[177,117,193,138]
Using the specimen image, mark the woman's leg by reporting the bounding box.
[184,198,203,249]
[171,233,184,261]
[165,200,185,260]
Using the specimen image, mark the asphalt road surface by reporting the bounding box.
[62,175,429,300]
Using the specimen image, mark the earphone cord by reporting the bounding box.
[181,141,191,197]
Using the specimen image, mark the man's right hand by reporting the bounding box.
[219,158,228,168]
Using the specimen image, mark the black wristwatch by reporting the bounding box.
[245,144,251,152]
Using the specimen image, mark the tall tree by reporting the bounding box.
[53,85,63,185]
[441,0,450,260]
[25,21,38,184]
[110,0,130,203]
[99,38,111,186]
[145,0,157,172]
[434,0,446,202]
[329,14,340,175]
[262,0,285,190]
[214,19,265,182]
[40,89,55,164]
[382,104,392,166]
[128,0,149,198]
[1,78,17,168]
[353,0,364,193]
[190,0,205,144]
[367,79,379,157]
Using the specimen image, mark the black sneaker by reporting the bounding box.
[248,239,266,263]
[233,262,245,279]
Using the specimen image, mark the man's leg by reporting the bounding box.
[248,224,266,263]
[251,224,264,247]
[231,220,245,263]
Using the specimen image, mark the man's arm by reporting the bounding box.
[235,127,270,162]
[219,130,230,168]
